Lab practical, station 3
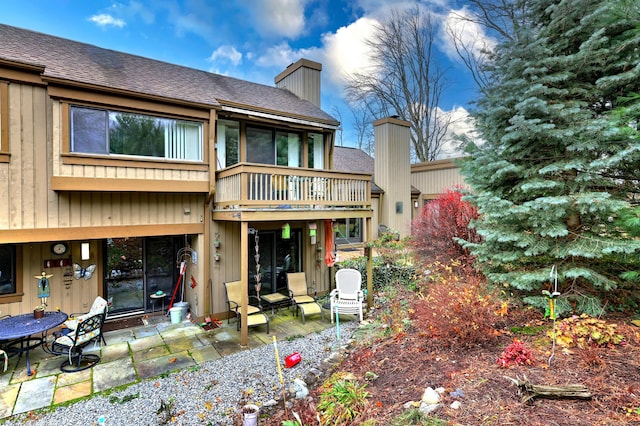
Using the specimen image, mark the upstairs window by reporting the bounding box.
[308,133,324,169]
[246,126,301,167]
[216,120,239,169]
[70,106,203,161]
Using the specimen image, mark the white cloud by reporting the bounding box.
[254,42,319,69]
[321,17,379,87]
[251,0,307,39]
[437,106,478,159]
[440,8,497,62]
[121,1,155,25]
[209,45,243,66]
[88,14,126,28]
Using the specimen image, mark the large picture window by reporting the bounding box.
[70,106,203,161]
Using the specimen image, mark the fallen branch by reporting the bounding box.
[505,375,592,403]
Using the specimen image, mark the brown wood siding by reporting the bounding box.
[0,83,207,234]
[410,163,467,199]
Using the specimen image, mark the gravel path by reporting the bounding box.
[3,323,357,426]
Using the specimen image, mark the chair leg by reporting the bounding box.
[60,353,100,373]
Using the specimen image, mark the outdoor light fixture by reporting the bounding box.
[81,242,90,260]
[414,200,419,208]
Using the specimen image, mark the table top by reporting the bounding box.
[260,293,290,303]
[0,311,68,340]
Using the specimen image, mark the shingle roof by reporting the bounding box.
[334,146,421,195]
[0,24,337,125]
[333,146,383,193]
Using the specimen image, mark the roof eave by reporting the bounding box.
[42,75,221,110]
[219,103,340,130]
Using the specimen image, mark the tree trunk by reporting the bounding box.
[505,376,592,403]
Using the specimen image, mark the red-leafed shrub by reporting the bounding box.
[411,186,481,264]
[497,338,536,368]
[413,260,501,349]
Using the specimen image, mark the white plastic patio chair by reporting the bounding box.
[331,268,364,323]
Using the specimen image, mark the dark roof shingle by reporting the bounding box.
[0,24,337,124]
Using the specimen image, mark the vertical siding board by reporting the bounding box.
[136,192,146,225]
[47,97,59,228]
[0,164,8,228]
[8,84,23,229]
[21,85,36,229]
[33,86,49,229]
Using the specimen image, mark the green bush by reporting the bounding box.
[336,257,416,291]
[318,372,369,425]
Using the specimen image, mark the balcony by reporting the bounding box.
[212,163,372,221]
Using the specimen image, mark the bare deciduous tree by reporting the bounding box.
[445,0,530,94]
[347,102,374,155]
[345,5,452,162]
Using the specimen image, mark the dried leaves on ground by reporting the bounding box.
[264,287,640,425]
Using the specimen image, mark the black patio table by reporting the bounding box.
[0,311,68,376]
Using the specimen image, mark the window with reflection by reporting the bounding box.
[216,119,239,168]
[246,126,301,166]
[308,133,324,169]
[70,105,203,161]
[334,218,362,244]
[0,245,16,296]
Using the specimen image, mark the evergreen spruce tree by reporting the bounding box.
[460,0,640,316]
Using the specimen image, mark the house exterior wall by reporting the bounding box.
[0,72,207,316]
[0,25,370,338]
[374,117,412,237]
[410,158,467,204]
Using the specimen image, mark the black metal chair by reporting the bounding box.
[62,296,109,347]
[0,315,12,372]
[48,311,105,372]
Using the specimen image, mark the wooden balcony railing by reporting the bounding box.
[214,163,371,211]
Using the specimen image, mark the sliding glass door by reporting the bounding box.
[104,236,179,315]
[248,229,301,298]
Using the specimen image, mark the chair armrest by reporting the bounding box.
[330,289,339,297]
[227,300,239,311]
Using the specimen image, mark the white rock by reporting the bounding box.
[403,401,419,409]
[421,387,441,404]
[293,378,308,399]
[419,402,443,415]
[450,401,462,410]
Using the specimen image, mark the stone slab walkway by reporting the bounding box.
[0,307,334,420]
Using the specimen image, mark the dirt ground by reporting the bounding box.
[264,290,640,425]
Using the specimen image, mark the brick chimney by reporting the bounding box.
[275,59,322,107]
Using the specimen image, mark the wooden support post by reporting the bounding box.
[240,221,249,346]
[366,218,373,310]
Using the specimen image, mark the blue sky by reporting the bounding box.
[1,0,490,154]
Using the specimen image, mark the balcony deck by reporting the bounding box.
[212,163,372,221]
